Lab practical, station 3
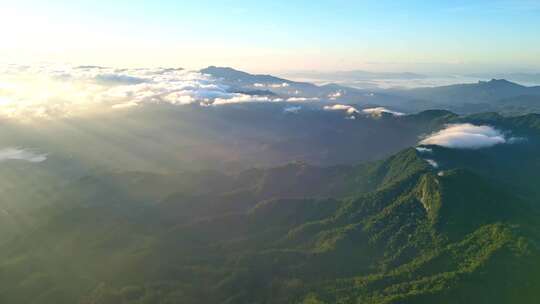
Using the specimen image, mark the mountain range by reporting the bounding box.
[201,66,540,114]
[1,108,540,303]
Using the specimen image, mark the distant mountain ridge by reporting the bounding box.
[201,66,303,86]
[466,72,540,85]
[201,66,540,114]
[388,79,540,113]
[200,66,411,110]
[397,78,540,101]
[284,69,428,80]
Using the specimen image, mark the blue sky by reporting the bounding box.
[2,0,539,73]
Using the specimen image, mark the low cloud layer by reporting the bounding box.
[362,107,404,117]
[324,105,406,120]
[0,147,47,163]
[0,64,322,120]
[323,104,359,114]
[420,123,508,149]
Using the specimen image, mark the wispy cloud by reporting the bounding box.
[283,106,301,113]
[254,82,290,88]
[0,147,47,163]
[415,147,433,153]
[425,159,439,168]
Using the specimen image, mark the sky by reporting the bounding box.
[1,0,540,73]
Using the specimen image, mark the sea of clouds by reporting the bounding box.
[0,64,326,119]
[0,64,412,122]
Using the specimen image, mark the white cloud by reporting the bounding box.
[0,64,321,120]
[272,82,290,88]
[425,159,439,168]
[111,101,139,109]
[415,147,433,153]
[161,93,198,105]
[362,107,404,117]
[252,82,289,88]
[211,94,271,106]
[286,97,319,102]
[419,123,508,149]
[93,73,148,85]
[328,91,343,100]
[323,104,359,114]
[0,147,47,163]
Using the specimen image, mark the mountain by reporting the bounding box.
[284,70,427,81]
[200,67,540,114]
[201,66,300,87]
[490,95,540,114]
[200,66,410,107]
[1,112,540,303]
[200,66,321,97]
[394,79,540,113]
[422,112,540,198]
[466,73,540,85]
[0,104,454,174]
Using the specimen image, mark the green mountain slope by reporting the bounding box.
[1,141,539,304]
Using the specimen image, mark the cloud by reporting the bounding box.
[362,107,404,117]
[254,82,290,88]
[111,101,139,109]
[424,159,439,168]
[0,64,322,120]
[508,136,527,144]
[415,147,433,153]
[328,91,343,100]
[93,73,148,85]
[323,104,359,114]
[271,82,290,88]
[0,147,47,163]
[211,94,271,106]
[0,65,226,118]
[286,97,319,102]
[284,106,301,113]
[419,123,509,149]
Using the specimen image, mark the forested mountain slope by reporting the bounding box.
[1,112,540,303]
